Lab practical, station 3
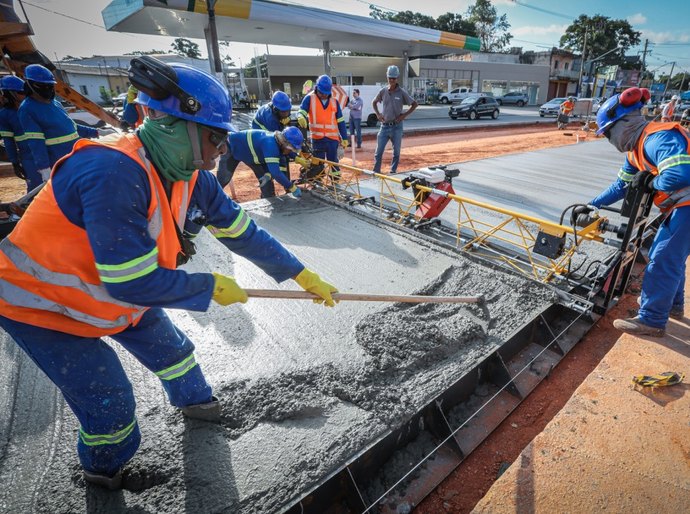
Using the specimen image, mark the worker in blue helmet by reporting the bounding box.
[217,126,304,198]
[573,86,690,337]
[17,64,103,183]
[0,56,337,490]
[246,90,294,196]
[0,75,42,191]
[297,74,348,174]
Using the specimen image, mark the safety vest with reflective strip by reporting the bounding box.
[308,93,340,140]
[560,100,574,115]
[625,122,690,213]
[0,134,198,337]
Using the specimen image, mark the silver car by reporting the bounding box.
[496,91,529,106]
[539,97,566,117]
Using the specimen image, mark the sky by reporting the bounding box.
[17,0,690,76]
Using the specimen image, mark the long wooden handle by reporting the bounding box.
[244,289,483,304]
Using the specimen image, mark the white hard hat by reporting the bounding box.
[386,65,400,78]
[672,95,679,101]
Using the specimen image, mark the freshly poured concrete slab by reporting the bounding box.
[0,196,559,513]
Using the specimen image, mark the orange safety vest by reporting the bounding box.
[627,122,690,213]
[331,84,349,110]
[0,133,198,337]
[561,100,574,115]
[308,92,340,140]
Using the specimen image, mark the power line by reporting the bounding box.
[510,0,574,21]
[22,0,106,30]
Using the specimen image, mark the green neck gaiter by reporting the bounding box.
[138,115,199,182]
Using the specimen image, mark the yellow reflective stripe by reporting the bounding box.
[247,131,260,164]
[23,131,44,140]
[208,209,251,239]
[618,168,635,182]
[45,132,78,146]
[96,247,159,284]
[298,109,308,117]
[658,154,690,173]
[336,116,345,123]
[254,120,267,130]
[14,134,29,142]
[79,418,137,446]
[0,130,14,137]
[265,157,280,164]
[155,354,197,380]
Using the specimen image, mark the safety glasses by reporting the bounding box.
[208,128,228,149]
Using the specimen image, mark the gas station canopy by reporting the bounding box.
[102,0,481,57]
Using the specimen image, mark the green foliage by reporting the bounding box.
[466,0,512,52]
[170,38,202,59]
[559,15,641,65]
[127,49,167,56]
[370,7,477,37]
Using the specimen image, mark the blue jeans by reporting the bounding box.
[349,117,362,147]
[638,205,690,328]
[373,122,403,173]
[0,308,212,475]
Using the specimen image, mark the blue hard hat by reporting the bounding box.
[596,94,644,135]
[386,65,400,78]
[24,64,56,84]
[315,75,332,95]
[0,75,25,92]
[135,62,232,131]
[272,91,291,111]
[282,126,304,151]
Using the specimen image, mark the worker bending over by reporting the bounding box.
[297,75,348,175]
[574,86,689,336]
[0,57,337,489]
[661,94,679,122]
[0,75,41,191]
[18,64,104,182]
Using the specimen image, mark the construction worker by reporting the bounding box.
[217,127,304,199]
[121,84,145,129]
[250,90,293,195]
[0,57,337,489]
[0,75,41,191]
[661,94,679,122]
[372,65,418,174]
[297,75,348,175]
[18,64,102,183]
[557,96,575,130]
[574,86,690,337]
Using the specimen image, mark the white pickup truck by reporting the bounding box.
[439,87,474,104]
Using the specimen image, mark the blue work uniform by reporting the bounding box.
[251,103,289,195]
[0,106,41,191]
[590,127,690,328]
[18,97,98,173]
[299,93,347,165]
[0,143,304,476]
[217,130,294,198]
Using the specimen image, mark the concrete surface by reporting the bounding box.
[474,282,690,512]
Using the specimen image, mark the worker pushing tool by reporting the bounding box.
[573,86,689,337]
[217,127,304,198]
[557,96,575,130]
[0,75,42,191]
[17,64,106,183]
[0,56,337,489]
[297,74,348,178]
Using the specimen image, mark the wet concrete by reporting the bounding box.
[0,195,561,513]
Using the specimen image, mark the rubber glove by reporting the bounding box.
[297,115,308,129]
[294,268,338,307]
[341,139,349,148]
[294,156,311,169]
[212,273,248,306]
[258,173,272,187]
[37,168,51,181]
[11,162,25,180]
[288,183,302,198]
[126,85,138,104]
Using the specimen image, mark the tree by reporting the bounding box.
[466,0,512,52]
[127,49,167,56]
[436,12,477,37]
[370,7,477,37]
[218,41,236,67]
[171,38,201,59]
[559,15,641,66]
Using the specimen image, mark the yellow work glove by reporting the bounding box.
[212,273,248,306]
[126,85,138,104]
[297,115,308,129]
[294,268,338,307]
[341,139,349,148]
[294,156,311,169]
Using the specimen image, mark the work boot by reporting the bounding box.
[181,396,221,422]
[613,316,665,337]
[84,469,122,490]
[637,297,684,320]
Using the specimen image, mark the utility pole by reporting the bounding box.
[662,61,676,100]
[576,27,588,96]
[638,39,648,86]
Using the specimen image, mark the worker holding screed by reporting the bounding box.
[0,57,337,490]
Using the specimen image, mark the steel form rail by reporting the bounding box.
[302,157,608,283]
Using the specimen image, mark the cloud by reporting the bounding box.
[642,30,690,43]
[627,13,647,25]
[513,24,568,37]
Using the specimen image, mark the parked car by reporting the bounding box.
[449,96,500,120]
[439,87,473,104]
[496,91,528,106]
[539,97,567,117]
[112,92,128,107]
